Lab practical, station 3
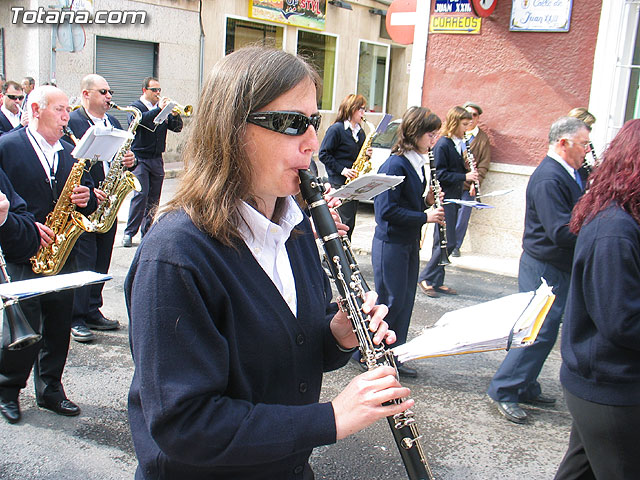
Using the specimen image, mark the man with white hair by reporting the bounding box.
[487,116,590,424]
[0,85,97,424]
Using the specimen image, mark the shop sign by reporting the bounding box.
[434,0,472,14]
[429,15,481,34]
[510,0,573,32]
[249,0,327,31]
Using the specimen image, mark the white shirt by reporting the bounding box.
[467,125,479,139]
[139,95,157,111]
[548,148,581,185]
[86,111,112,175]
[343,120,361,143]
[403,150,429,185]
[26,125,63,183]
[238,196,303,315]
[452,136,466,156]
[1,104,21,128]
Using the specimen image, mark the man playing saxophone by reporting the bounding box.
[0,86,97,424]
[65,74,136,343]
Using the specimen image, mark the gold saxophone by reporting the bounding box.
[31,158,95,275]
[345,117,376,184]
[88,103,142,233]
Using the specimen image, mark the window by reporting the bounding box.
[0,29,4,79]
[225,17,283,55]
[356,41,390,113]
[296,30,337,111]
[624,17,640,122]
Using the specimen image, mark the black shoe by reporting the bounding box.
[396,364,418,378]
[85,315,119,331]
[122,234,132,247]
[494,400,527,424]
[451,247,461,257]
[0,399,21,424]
[522,394,556,406]
[350,357,368,372]
[37,397,80,417]
[71,325,95,343]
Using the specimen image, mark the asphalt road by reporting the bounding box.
[0,177,571,479]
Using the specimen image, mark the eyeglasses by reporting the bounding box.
[6,94,25,101]
[147,87,162,93]
[89,89,114,96]
[564,139,591,150]
[247,111,322,136]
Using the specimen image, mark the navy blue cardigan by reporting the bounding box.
[0,129,96,227]
[432,136,466,200]
[560,205,640,406]
[125,208,350,479]
[318,122,365,185]
[374,154,427,244]
[0,167,39,263]
[128,99,182,159]
[522,156,582,272]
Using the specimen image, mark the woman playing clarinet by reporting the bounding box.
[125,47,414,480]
[418,106,478,298]
[370,107,444,378]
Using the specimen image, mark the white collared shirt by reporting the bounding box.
[452,136,466,156]
[238,196,303,315]
[139,95,157,111]
[467,125,479,139]
[403,150,429,185]
[1,104,21,128]
[343,120,361,143]
[86,111,112,175]
[548,148,581,185]
[26,125,63,183]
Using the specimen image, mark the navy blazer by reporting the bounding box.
[318,122,365,185]
[0,110,23,137]
[522,155,583,272]
[66,107,124,184]
[433,136,466,199]
[374,154,427,243]
[0,129,97,226]
[128,99,182,159]
[0,167,40,263]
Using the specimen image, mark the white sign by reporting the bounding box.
[510,0,572,32]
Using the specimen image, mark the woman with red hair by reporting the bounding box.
[555,119,640,480]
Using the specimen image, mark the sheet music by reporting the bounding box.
[330,173,404,201]
[444,198,494,209]
[71,125,132,162]
[0,271,111,301]
[154,102,176,124]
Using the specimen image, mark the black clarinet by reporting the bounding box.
[428,151,451,267]
[299,169,434,480]
[581,142,598,176]
[463,134,481,198]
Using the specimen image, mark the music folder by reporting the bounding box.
[393,279,556,362]
[71,125,132,162]
[154,102,176,125]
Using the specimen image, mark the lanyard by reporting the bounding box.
[27,129,59,201]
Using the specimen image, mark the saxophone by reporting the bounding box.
[345,117,376,184]
[88,103,142,233]
[300,169,435,480]
[31,159,95,275]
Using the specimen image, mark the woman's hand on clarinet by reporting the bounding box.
[465,171,479,183]
[332,366,414,440]
[330,291,394,350]
[427,205,445,225]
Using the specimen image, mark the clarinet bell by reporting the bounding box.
[4,303,41,350]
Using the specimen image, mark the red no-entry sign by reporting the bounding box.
[385,0,417,45]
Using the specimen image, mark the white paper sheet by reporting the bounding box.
[330,174,405,201]
[0,271,111,301]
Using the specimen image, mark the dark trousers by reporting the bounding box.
[125,156,164,238]
[555,389,640,480]
[487,251,570,402]
[336,200,358,241]
[455,190,474,249]
[0,260,76,403]
[71,223,117,326]
[372,237,420,346]
[418,202,458,288]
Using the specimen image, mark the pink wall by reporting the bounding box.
[422,1,601,166]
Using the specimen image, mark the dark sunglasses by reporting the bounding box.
[6,94,24,101]
[147,87,162,93]
[247,111,322,136]
[89,88,114,96]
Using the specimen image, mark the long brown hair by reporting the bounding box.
[335,94,366,123]
[391,106,441,155]
[441,106,472,138]
[570,119,640,233]
[161,47,320,246]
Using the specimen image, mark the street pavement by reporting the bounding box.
[0,175,571,479]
